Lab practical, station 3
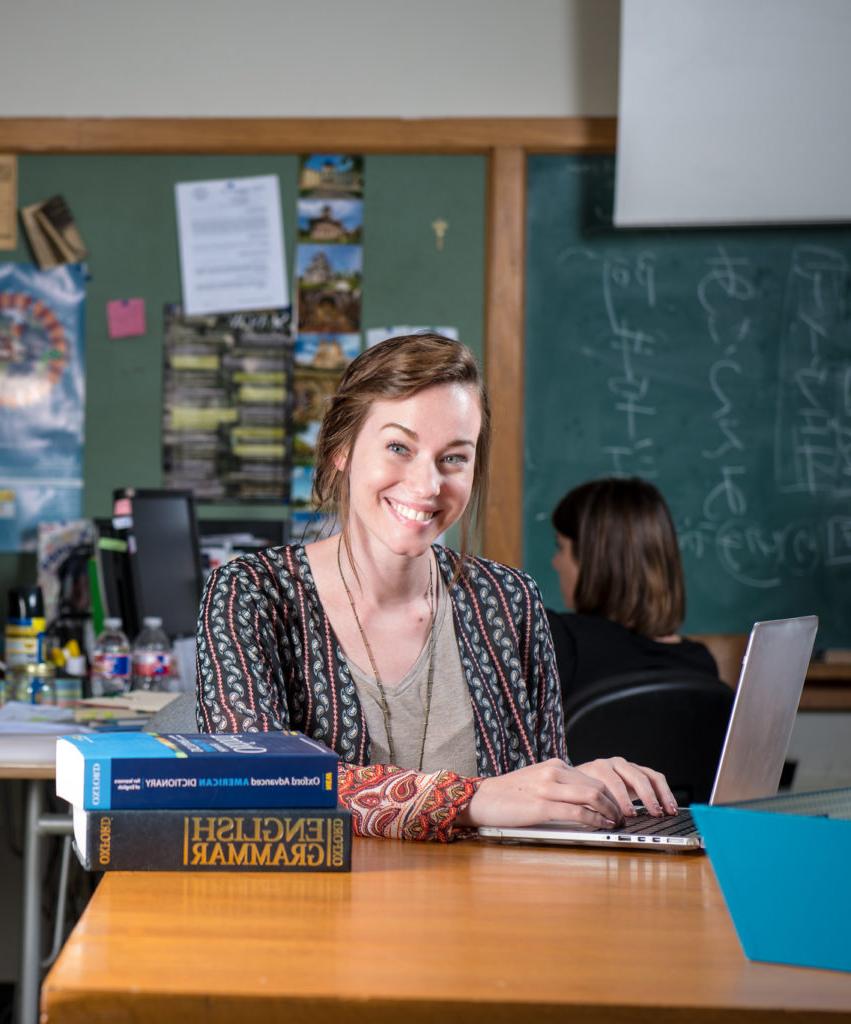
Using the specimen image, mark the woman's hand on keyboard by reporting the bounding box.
[574,757,678,818]
[456,758,625,829]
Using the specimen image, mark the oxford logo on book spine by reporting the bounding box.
[98,815,112,866]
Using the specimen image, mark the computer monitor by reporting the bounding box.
[118,489,204,640]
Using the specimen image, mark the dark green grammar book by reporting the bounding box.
[72,805,352,872]
[55,732,338,810]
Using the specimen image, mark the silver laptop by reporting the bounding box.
[478,615,818,852]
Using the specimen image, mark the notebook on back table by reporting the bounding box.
[478,615,818,853]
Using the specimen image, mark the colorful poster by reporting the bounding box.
[0,263,86,551]
[162,305,294,502]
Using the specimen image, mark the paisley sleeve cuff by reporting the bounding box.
[338,762,482,842]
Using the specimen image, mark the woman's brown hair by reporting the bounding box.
[551,477,686,637]
[312,333,491,568]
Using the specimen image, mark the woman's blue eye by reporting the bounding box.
[385,443,467,464]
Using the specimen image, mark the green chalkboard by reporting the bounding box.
[1,154,485,598]
[524,155,851,646]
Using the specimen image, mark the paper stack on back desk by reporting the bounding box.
[78,691,178,714]
[73,691,178,728]
[691,788,851,973]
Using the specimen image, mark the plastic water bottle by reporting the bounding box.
[132,617,174,691]
[91,618,131,696]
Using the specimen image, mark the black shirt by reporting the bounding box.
[546,610,719,704]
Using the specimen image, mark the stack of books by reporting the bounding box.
[55,731,351,872]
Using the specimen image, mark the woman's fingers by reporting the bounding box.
[610,758,677,816]
[628,763,678,816]
[547,760,624,824]
[576,758,679,817]
[459,758,626,829]
[585,763,635,817]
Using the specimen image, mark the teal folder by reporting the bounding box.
[692,789,851,974]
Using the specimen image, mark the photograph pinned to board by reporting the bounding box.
[0,262,86,550]
[293,419,321,467]
[297,198,363,245]
[292,333,360,454]
[296,244,362,333]
[366,326,459,348]
[298,155,364,199]
[161,304,294,503]
[294,332,361,369]
[292,363,342,430]
[19,194,87,269]
[290,464,316,510]
[175,175,288,317]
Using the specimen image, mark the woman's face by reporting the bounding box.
[552,532,579,609]
[341,382,481,559]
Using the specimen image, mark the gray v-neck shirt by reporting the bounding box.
[346,573,478,776]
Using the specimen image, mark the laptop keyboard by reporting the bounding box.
[616,809,697,836]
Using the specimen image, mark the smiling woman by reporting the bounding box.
[312,333,489,567]
[196,335,678,840]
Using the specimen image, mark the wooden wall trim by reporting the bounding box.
[0,117,617,155]
[483,147,526,566]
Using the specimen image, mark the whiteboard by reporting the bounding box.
[615,0,851,226]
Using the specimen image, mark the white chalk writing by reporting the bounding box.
[775,246,851,496]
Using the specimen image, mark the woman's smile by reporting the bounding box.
[385,497,438,525]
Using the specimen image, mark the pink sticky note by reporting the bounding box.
[106,298,146,339]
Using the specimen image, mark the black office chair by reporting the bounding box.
[563,671,735,806]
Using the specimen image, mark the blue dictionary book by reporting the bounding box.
[55,732,338,810]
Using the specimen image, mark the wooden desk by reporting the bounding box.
[42,838,851,1023]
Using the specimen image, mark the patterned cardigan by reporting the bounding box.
[196,543,566,841]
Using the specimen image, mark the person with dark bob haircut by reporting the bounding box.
[197,336,678,841]
[547,477,718,703]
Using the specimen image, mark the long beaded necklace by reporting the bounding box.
[336,536,436,770]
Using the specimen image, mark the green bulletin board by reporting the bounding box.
[1,153,486,598]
